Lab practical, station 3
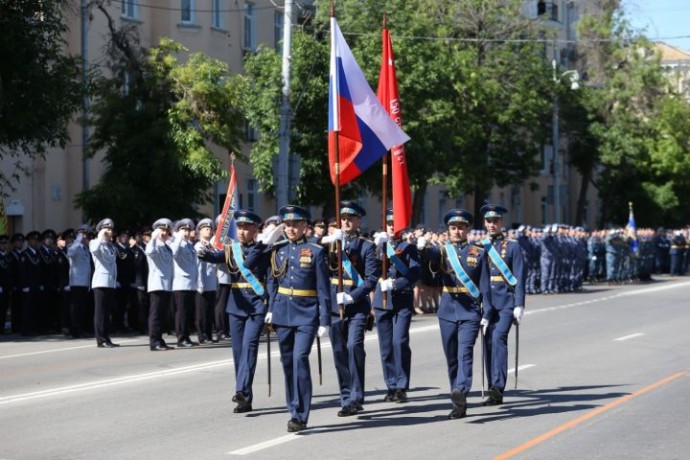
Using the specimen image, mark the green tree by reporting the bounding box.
[0,0,82,193]
[76,7,244,227]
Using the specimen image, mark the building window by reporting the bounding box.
[438,191,448,225]
[244,120,258,142]
[181,0,195,24]
[212,0,224,28]
[537,1,559,22]
[244,3,256,52]
[541,197,547,225]
[121,0,139,19]
[275,10,284,52]
[247,179,258,212]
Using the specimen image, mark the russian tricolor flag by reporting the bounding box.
[328,17,410,186]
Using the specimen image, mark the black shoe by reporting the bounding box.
[395,389,408,403]
[383,390,398,402]
[353,402,364,412]
[287,418,307,433]
[233,392,246,404]
[449,388,467,419]
[233,402,253,413]
[483,387,503,406]
[108,342,120,347]
[337,405,358,417]
[97,342,116,348]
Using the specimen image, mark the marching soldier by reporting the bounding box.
[146,218,175,351]
[245,205,330,433]
[170,218,198,347]
[67,225,92,338]
[480,204,526,406]
[194,218,217,344]
[321,201,379,417]
[372,209,421,403]
[424,209,493,419]
[199,210,270,413]
[90,219,119,348]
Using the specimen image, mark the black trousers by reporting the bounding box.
[70,286,89,337]
[196,290,216,342]
[93,287,115,345]
[149,290,171,348]
[215,283,230,338]
[134,288,149,335]
[174,290,195,342]
[0,289,9,333]
[59,288,71,332]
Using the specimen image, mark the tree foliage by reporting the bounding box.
[0,0,82,193]
[76,7,244,227]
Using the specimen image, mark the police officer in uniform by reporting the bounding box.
[131,227,150,334]
[194,218,217,344]
[8,233,25,333]
[19,231,45,335]
[372,209,421,403]
[199,210,270,413]
[67,225,92,338]
[113,229,134,332]
[246,205,330,433]
[39,229,59,333]
[90,219,119,348]
[170,218,198,347]
[146,218,175,351]
[479,204,525,406]
[425,210,493,418]
[321,201,379,416]
[56,229,73,336]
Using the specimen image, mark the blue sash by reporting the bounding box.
[481,238,517,287]
[443,243,480,299]
[341,252,364,287]
[231,242,265,296]
[386,241,409,277]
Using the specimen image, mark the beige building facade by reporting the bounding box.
[2,0,600,235]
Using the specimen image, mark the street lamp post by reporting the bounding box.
[551,59,579,224]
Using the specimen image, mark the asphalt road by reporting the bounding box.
[2,276,690,460]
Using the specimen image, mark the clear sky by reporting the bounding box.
[623,0,690,50]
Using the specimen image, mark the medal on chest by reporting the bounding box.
[299,248,313,267]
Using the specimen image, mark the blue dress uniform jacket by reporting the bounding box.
[429,242,492,396]
[89,238,117,289]
[67,241,92,287]
[483,234,526,394]
[372,238,421,395]
[195,242,218,293]
[170,235,198,291]
[327,234,380,409]
[145,238,173,292]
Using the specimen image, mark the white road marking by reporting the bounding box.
[228,434,301,455]
[508,364,536,374]
[0,339,140,360]
[614,333,645,342]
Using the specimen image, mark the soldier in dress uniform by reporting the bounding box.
[19,231,44,335]
[131,227,150,334]
[90,219,119,348]
[670,230,686,276]
[308,219,326,244]
[55,229,73,336]
[9,233,25,333]
[67,225,92,338]
[199,210,270,413]
[146,218,175,351]
[320,201,379,417]
[0,235,10,333]
[372,209,421,403]
[170,218,198,347]
[479,204,526,406]
[113,229,135,332]
[194,218,217,344]
[39,229,59,333]
[245,205,330,433]
[426,209,493,419]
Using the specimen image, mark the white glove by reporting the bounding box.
[76,233,84,244]
[416,237,427,250]
[513,306,524,324]
[116,282,121,288]
[152,228,162,241]
[264,312,273,324]
[197,287,204,295]
[98,228,107,240]
[337,292,354,305]
[64,286,71,292]
[258,223,285,245]
[317,325,329,337]
[22,287,30,293]
[380,278,394,292]
[480,318,489,335]
[374,232,389,247]
[321,228,344,245]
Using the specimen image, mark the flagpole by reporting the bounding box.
[331,2,345,321]
[380,14,390,310]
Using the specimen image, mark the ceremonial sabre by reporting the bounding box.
[266,326,272,397]
[317,336,323,385]
[514,323,519,390]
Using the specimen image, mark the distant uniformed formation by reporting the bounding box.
[2,204,689,433]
